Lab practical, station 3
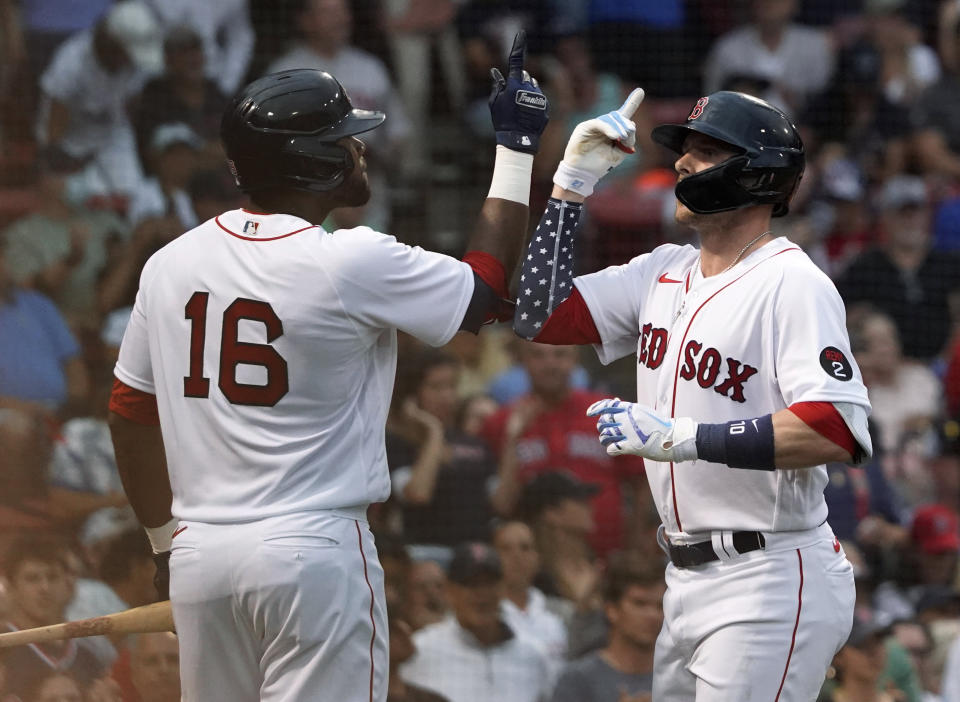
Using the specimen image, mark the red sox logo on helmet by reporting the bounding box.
[689,97,709,120]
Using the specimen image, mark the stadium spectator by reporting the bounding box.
[942,630,960,701]
[551,553,662,702]
[847,306,942,455]
[585,0,694,97]
[823,452,907,548]
[405,559,449,631]
[127,633,180,702]
[22,670,120,702]
[132,25,229,172]
[802,42,912,183]
[702,0,833,114]
[0,243,89,416]
[514,473,601,610]
[893,619,940,700]
[1,173,129,328]
[837,176,960,362]
[399,542,553,702]
[95,530,155,611]
[126,124,203,230]
[874,504,960,622]
[913,0,960,181]
[0,537,103,698]
[139,0,253,95]
[535,31,653,189]
[805,158,874,276]
[387,610,449,702]
[65,530,151,668]
[0,0,112,144]
[822,612,893,702]
[455,394,499,439]
[382,0,466,181]
[483,343,646,556]
[266,0,410,230]
[387,349,497,552]
[864,0,941,106]
[492,520,567,663]
[442,329,512,399]
[36,1,163,201]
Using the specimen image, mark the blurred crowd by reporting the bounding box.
[2,0,960,700]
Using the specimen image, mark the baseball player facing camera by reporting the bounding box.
[107,33,548,702]
[515,90,872,701]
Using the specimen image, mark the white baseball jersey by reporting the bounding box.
[575,236,870,539]
[115,208,474,523]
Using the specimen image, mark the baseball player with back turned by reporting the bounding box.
[514,90,873,701]
[106,33,548,702]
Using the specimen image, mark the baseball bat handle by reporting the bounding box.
[0,601,174,649]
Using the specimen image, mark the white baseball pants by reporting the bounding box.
[169,508,388,702]
[653,522,855,702]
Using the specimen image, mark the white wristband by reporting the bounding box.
[145,517,179,554]
[553,160,599,197]
[487,145,535,206]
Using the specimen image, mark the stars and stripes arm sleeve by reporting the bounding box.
[513,198,585,339]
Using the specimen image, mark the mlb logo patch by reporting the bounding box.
[242,220,260,235]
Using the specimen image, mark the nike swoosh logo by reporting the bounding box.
[658,273,682,284]
[172,526,188,539]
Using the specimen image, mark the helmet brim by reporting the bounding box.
[651,123,746,156]
[321,108,386,140]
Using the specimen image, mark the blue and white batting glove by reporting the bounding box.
[586,398,698,462]
[489,31,549,154]
[553,87,645,197]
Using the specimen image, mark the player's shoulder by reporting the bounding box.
[617,242,697,273]
[325,225,401,262]
[140,219,216,276]
[764,238,833,283]
[328,224,393,245]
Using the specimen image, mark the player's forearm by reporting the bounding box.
[108,411,174,527]
[467,146,534,271]
[513,197,584,339]
[771,408,852,468]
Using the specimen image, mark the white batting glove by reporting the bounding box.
[553,87,645,197]
[586,398,698,463]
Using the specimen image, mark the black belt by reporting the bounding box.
[668,531,766,568]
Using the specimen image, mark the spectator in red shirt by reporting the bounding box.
[482,342,647,556]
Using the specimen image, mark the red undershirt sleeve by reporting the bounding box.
[787,401,857,457]
[532,287,601,345]
[109,379,161,426]
[462,251,509,299]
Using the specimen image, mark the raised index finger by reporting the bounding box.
[508,30,527,80]
[616,87,646,121]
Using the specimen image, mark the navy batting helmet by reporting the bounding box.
[221,69,385,193]
[651,91,804,217]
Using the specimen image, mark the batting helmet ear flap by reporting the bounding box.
[676,156,756,215]
[278,136,355,192]
[676,155,803,217]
